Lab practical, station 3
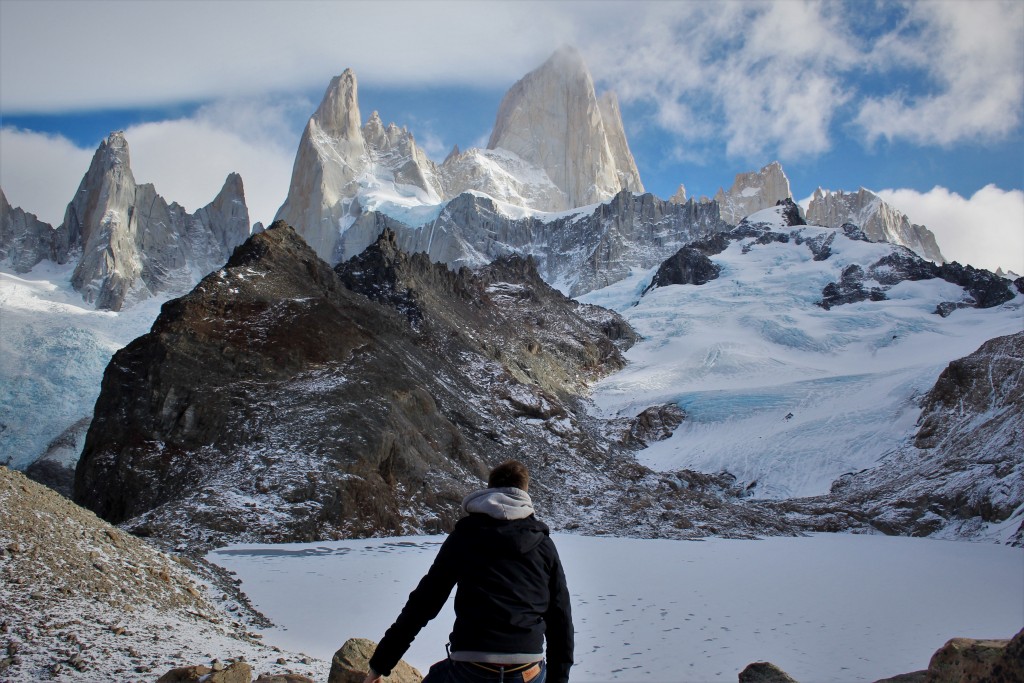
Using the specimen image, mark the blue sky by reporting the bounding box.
[2,0,1022,272]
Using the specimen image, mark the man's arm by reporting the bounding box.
[367,534,461,678]
[543,540,574,683]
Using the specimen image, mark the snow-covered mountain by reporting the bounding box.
[274,48,645,265]
[807,186,945,264]
[1,132,251,311]
[582,203,1022,542]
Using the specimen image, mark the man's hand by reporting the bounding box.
[362,669,383,683]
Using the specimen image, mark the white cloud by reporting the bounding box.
[855,1,1024,146]
[2,1,1021,162]
[124,99,302,226]
[0,128,93,226]
[0,0,567,113]
[877,185,1024,275]
[586,1,859,161]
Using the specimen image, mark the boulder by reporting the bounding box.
[157,665,213,682]
[924,628,1024,682]
[158,662,252,683]
[738,661,798,682]
[328,638,422,683]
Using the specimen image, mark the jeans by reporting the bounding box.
[421,659,547,683]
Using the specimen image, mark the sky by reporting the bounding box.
[1,0,1022,273]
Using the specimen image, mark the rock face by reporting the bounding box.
[0,189,66,272]
[328,638,421,683]
[64,132,251,310]
[807,187,945,263]
[274,70,442,261]
[487,46,643,209]
[642,245,721,295]
[714,161,792,225]
[778,332,1024,545]
[338,189,728,297]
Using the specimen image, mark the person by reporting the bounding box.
[362,460,573,683]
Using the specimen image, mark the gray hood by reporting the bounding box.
[461,487,535,521]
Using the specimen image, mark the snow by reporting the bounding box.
[580,223,1024,498]
[0,261,170,469]
[208,533,1024,683]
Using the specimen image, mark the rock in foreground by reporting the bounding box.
[328,638,421,683]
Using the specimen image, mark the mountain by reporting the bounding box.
[274,47,647,265]
[73,223,790,549]
[807,186,945,264]
[582,202,1022,543]
[0,189,65,272]
[487,45,644,208]
[713,161,792,224]
[337,189,727,297]
[65,132,251,310]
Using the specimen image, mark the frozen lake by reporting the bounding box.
[208,533,1023,682]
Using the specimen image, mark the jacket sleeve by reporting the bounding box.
[543,539,574,683]
[368,534,461,677]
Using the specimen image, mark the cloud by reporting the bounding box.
[585,2,859,161]
[855,1,1024,146]
[0,128,93,226]
[0,0,567,113]
[124,98,303,225]
[877,185,1024,274]
[2,1,1021,163]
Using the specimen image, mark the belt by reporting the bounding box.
[468,661,542,682]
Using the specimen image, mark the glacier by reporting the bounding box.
[581,207,1024,499]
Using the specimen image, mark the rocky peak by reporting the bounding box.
[713,161,792,225]
[487,46,642,209]
[0,187,63,272]
[806,186,945,264]
[64,132,250,310]
[63,131,136,252]
[313,69,364,143]
[669,184,688,204]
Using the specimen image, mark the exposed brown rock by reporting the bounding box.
[924,628,1024,682]
[328,638,421,683]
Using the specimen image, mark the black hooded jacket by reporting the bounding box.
[368,512,574,683]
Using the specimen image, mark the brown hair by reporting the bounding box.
[488,460,530,491]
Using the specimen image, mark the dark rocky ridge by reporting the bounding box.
[75,223,789,549]
[817,247,1016,313]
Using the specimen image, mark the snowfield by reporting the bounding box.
[581,210,1024,499]
[209,533,1024,683]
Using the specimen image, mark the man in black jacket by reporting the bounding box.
[363,461,573,683]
